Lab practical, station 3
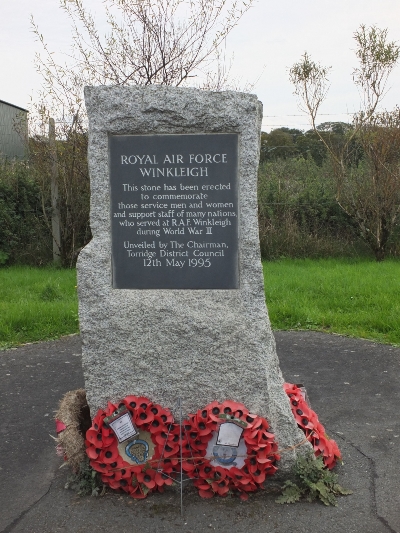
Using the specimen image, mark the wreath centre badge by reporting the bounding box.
[125,439,149,464]
[212,444,238,465]
[118,430,155,465]
[206,421,247,469]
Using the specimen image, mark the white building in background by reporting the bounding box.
[0,100,28,159]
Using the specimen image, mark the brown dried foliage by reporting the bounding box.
[55,389,91,473]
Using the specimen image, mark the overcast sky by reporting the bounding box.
[1,0,399,131]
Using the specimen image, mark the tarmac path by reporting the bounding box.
[0,332,399,533]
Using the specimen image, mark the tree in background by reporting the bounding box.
[289,25,400,261]
[260,124,352,166]
[0,159,50,265]
[28,119,90,267]
[338,108,400,260]
[29,0,255,266]
[257,156,364,260]
[260,128,301,161]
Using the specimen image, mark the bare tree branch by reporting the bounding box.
[289,25,400,260]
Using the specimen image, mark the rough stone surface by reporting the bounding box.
[78,86,307,472]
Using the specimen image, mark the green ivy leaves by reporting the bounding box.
[276,453,352,506]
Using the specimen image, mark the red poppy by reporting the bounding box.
[135,396,151,409]
[283,383,341,469]
[86,444,101,460]
[211,479,230,496]
[240,480,258,492]
[193,478,211,489]
[250,468,266,484]
[195,416,213,437]
[157,456,179,470]
[196,464,214,479]
[89,459,109,474]
[167,430,181,448]
[104,401,118,416]
[221,400,245,415]
[98,443,119,464]
[134,407,154,426]
[149,415,168,435]
[246,456,259,474]
[86,428,106,447]
[229,467,251,485]
[183,418,195,433]
[181,460,197,474]
[207,402,224,423]
[155,429,174,447]
[92,412,105,430]
[199,488,214,499]
[123,395,139,409]
[155,470,175,487]
[240,414,257,429]
[213,466,229,480]
[161,441,180,458]
[128,483,147,499]
[88,427,114,447]
[113,465,136,481]
[244,429,259,444]
[137,469,156,489]
[55,418,67,433]
[256,449,273,464]
[180,435,192,454]
[101,474,121,490]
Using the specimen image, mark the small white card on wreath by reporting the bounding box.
[216,422,244,447]
[109,412,139,443]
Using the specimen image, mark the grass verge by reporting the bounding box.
[1,260,399,349]
[0,266,79,349]
[263,258,400,345]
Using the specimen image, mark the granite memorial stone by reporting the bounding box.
[78,86,308,474]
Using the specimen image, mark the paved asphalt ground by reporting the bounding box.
[1,331,399,533]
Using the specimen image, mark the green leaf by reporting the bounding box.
[276,452,352,506]
[333,484,353,495]
[275,481,302,504]
[64,458,105,497]
[314,481,338,506]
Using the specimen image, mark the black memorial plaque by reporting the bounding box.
[109,134,239,289]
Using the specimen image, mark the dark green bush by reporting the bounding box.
[0,159,51,265]
[29,132,91,267]
[258,157,372,259]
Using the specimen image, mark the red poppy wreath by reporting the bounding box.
[283,383,341,469]
[85,395,180,499]
[181,400,280,500]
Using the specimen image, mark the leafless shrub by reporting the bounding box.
[289,25,400,260]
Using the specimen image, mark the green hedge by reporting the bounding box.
[257,157,372,259]
[0,160,51,265]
